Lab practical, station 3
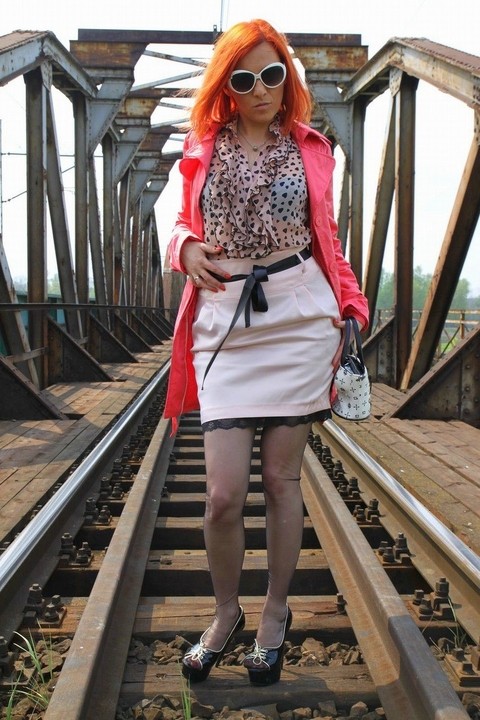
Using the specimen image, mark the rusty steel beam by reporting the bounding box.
[394,73,418,388]
[151,306,174,337]
[350,98,366,283]
[363,96,396,325]
[296,42,368,158]
[47,316,113,384]
[113,192,123,306]
[149,217,164,310]
[25,67,48,386]
[46,92,83,340]
[344,37,480,110]
[363,317,396,386]
[132,200,144,307]
[113,313,152,352]
[402,139,480,388]
[337,164,350,252]
[141,212,152,309]
[388,324,480,425]
[102,133,115,304]
[130,312,163,345]
[86,313,137,364]
[74,92,89,313]
[114,119,152,184]
[69,39,146,69]
[77,29,362,46]
[0,32,52,85]
[142,171,170,221]
[393,39,480,110]
[88,161,109,326]
[0,112,38,387]
[113,92,163,183]
[128,127,174,210]
[119,172,132,303]
[0,245,39,385]
[0,31,97,96]
[90,76,139,156]
[293,44,368,77]
[70,39,147,157]
[141,310,169,341]
[0,356,66,420]
[2,25,477,429]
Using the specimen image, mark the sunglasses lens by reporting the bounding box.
[230,71,255,93]
[261,64,286,87]
[229,63,286,93]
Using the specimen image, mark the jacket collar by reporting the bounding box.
[292,121,331,148]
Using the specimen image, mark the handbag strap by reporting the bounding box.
[341,318,365,368]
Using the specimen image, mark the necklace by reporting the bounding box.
[238,130,268,152]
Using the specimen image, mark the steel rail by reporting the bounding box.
[0,363,170,642]
[301,442,469,720]
[320,418,480,641]
[44,415,175,720]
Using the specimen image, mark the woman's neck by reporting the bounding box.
[237,120,271,147]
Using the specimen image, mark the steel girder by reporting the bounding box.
[1,28,479,425]
[343,38,480,424]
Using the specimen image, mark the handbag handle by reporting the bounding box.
[341,317,365,369]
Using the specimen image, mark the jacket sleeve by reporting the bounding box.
[325,179,370,331]
[167,133,203,274]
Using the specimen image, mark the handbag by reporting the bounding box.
[331,317,371,421]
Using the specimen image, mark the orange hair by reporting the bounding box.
[190,19,312,138]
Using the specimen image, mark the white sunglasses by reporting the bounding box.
[228,62,287,94]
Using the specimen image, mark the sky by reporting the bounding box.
[1,0,479,292]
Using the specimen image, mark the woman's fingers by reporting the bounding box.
[182,242,229,291]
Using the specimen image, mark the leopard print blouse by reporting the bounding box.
[200,117,312,259]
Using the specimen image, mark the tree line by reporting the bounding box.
[376,267,478,310]
[13,268,480,311]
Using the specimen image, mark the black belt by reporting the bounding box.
[201,248,311,388]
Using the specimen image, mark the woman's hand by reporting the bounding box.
[331,317,346,369]
[181,240,231,292]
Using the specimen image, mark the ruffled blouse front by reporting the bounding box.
[200,117,312,259]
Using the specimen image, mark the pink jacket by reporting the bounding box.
[164,122,369,429]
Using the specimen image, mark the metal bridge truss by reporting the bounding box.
[0,29,479,424]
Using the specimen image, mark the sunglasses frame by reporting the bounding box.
[228,62,287,94]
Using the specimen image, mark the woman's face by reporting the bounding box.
[226,41,285,129]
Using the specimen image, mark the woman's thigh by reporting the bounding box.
[260,421,312,486]
[203,425,256,510]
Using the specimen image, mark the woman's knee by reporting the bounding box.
[262,465,301,497]
[205,485,245,525]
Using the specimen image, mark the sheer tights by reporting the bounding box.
[200,419,312,650]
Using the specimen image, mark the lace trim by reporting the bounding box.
[202,417,258,432]
[201,410,331,433]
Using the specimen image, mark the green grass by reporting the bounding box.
[2,631,54,718]
[179,663,192,719]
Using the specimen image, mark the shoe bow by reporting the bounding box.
[183,641,212,669]
[244,640,270,668]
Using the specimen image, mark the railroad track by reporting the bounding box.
[0,367,478,719]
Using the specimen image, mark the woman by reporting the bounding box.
[164,19,369,686]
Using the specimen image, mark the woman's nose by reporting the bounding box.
[252,78,267,95]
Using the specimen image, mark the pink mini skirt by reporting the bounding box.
[191,249,341,425]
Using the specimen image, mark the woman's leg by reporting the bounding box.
[200,424,256,650]
[256,421,312,647]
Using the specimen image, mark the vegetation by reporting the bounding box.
[12,267,479,310]
[376,266,474,310]
[179,666,192,720]
[1,631,54,719]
